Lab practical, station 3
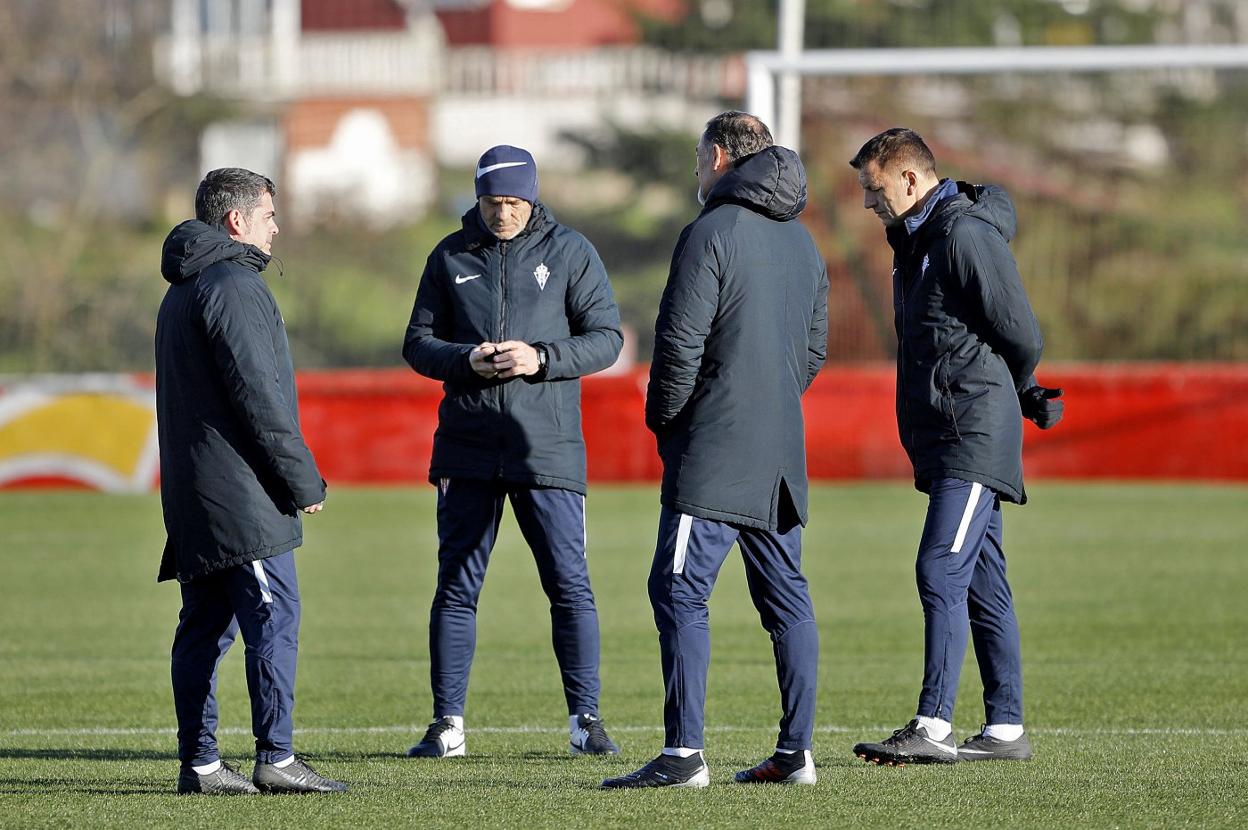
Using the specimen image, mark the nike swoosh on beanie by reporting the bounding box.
[475,161,528,178]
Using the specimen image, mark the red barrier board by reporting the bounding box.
[295,364,1248,485]
[2,365,1245,490]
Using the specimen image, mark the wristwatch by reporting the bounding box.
[533,344,549,380]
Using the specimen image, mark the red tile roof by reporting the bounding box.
[301,0,408,32]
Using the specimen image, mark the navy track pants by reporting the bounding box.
[429,479,601,718]
[916,478,1024,725]
[170,549,300,767]
[647,506,819,751]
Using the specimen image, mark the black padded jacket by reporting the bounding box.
[885,181,1044,504]
[155,220,325,582]
[403,204,623,493]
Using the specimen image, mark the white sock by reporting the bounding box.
[438,714,465,731]
[191,759,221,775]
[983,723,1025,741]
[273,754,295,768]
[915,715,952,740]
[662,746,701,758]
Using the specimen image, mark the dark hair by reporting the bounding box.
[849,128,937,175]
[702,111,774,162]
[194,168,275,226]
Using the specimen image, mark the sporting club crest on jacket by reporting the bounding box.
[534,263,550,290]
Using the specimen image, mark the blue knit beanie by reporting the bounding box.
[474,145,538,203]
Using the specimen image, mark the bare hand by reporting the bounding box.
[491,341,539,378]
[470,342,500,378]
[301,502,324,514]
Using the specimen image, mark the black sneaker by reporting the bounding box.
[733,750,816,785]
[600,753,710,789]
[177,761,260,795]
[957,727,1033,761]
[252,756,348,793]
[407,716,466,758]
[853,719,959,765]
[570,713,620,756]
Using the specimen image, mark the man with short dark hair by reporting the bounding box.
[402,145,624,759]
[848,128,1063,765]
[156,167,346,795]
[601,112,828,789]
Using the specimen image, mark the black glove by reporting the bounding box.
[1020,385,1064,429]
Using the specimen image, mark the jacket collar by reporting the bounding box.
[702,145,808,221]
[904,177,959,236]
[462,201,552,250]
[160,220,270,284]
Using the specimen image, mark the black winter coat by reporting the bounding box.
[155,221,325,582]
[403,204,623,493]
[887,181,1043,504]
[646,147,829,530]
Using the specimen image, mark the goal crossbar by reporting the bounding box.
[748,44,1248,150]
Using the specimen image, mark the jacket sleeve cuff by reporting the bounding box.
[291,477,327,509]
[524,342,551,383]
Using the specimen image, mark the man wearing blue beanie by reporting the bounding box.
[402,145,624,759]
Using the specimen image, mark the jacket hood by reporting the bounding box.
[703,146,808,221]
[462,200,555,249]
[160,220,270,285]
[930,182,1017,243]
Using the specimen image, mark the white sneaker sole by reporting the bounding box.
[783,766,817,785]
[673,765,711,788]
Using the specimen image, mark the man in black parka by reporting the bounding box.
[156,168,345,795]
[602,112,829,789]
[403,145,623,759]
[848,129,1064,766]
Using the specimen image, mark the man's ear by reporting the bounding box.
[223,208,245,237]
[901,168,918,193]
[711,143,731,172]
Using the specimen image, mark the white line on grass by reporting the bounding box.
[4,724,1246,737]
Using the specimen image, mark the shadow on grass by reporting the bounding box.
[0,779,172,795]
[0,748,177,761]
[298,749,584,763]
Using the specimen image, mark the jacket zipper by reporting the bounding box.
[495,241,509,477]
[499,241,509,343]
[898,243,916,451]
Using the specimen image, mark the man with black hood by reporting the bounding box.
[602,112,829,789]
[156,168,346,795]
[847,128,1064,766]
[402,145,624,759]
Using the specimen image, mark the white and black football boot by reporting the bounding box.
[570,713,620,756]
[407,716,466,758]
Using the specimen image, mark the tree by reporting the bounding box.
[0,0,225,371]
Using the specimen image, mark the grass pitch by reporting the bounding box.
[1,483,1245,828]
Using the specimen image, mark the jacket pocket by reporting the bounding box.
[936,354,962,442]
[437,386,491,446]
[549,380,564,433]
